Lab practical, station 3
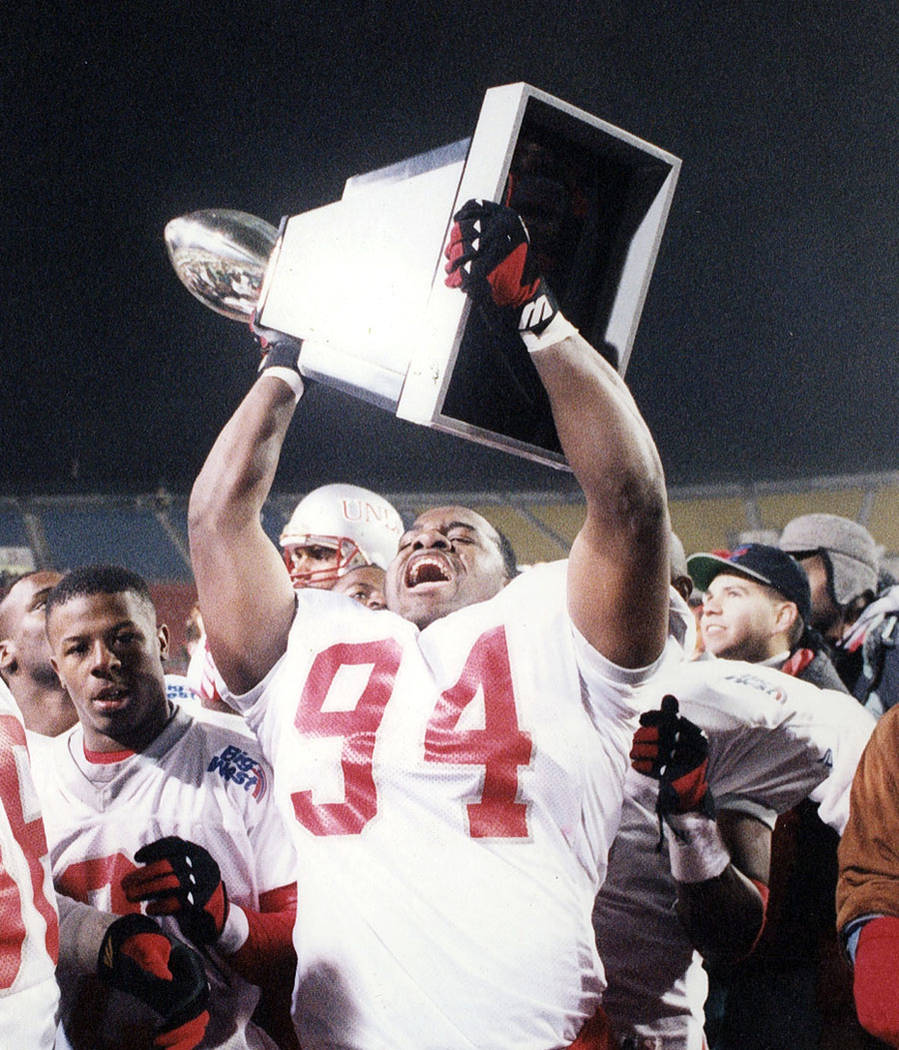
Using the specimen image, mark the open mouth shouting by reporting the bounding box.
[404,552,455,589]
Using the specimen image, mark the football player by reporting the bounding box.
[185,484,403,707]
[38,565,298,1050]
[187,199,675,1049]
[0,570,77,739]
[278,483,403,590]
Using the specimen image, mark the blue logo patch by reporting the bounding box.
[208,745,268,801]
[723,672,787,704]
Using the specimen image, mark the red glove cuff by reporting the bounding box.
[853,915,899,1045]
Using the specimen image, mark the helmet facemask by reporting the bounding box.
[281,535,366,589]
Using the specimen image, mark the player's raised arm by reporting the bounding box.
[445,200,670,667]
[188,336,303,695]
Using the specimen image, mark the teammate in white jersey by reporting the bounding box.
[186,484,403,708]
[0,674,215,1050]
[38,565,299,1050]
[595,658,875,1050]
[188,199,675,1049]
[0,677,60,1048]
[0,570,77,739]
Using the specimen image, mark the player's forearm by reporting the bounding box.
[530,332,667,534]
[222,904,296,986]
[56,893,118,973]
[533,330,670,664]
[189,374,298,540]
[676,866,768,965]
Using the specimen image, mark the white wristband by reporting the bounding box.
[217,902,249,955]
[261,366,304,402]
[520,310,579,353]
[665,812,731,883]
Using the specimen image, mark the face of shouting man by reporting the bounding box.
[385,507,512,630]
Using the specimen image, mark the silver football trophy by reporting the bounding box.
[166,83,680,469]
[165,209,279,322]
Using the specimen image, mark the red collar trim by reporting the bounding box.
[83,743,136,764]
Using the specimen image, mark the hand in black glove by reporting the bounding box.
[630,695,714,818]
[98,913,210,1050]
[250,313,303,374]
[122,836,229,947]
[443,199,566,345]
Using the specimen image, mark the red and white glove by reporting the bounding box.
[123,837,231,948]
[443,199,577,352]
[631,695,729,883]
[98,913,210,1050]
[631,694,714,817]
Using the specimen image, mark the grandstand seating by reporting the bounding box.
[3,473,897,667]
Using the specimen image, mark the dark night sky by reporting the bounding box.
[5,2,897,498]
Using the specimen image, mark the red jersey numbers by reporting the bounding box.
[292,640,402,836]
[424,626,532,837]
[0,715,59,988]
[56,854,138,915]
[290,628,532,839]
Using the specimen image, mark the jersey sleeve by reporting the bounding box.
[512,560,682,721]
[230,746,297,895]
[664,662,870,826]
[571,620,678,719]
[806,691,876,833]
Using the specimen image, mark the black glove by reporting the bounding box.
[443,199,565,344]
[630,695,714,818]
[122,836,229,947]
[250,313,303,375]
[98,913,210,1050]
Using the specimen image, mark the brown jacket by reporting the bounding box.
[837,703,899,932]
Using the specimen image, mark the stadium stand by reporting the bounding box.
[3,472,897,669]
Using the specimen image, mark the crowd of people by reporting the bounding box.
[2,198,898,1050]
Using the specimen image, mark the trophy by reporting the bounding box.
[164,209,280,322]
[165,83,681,468]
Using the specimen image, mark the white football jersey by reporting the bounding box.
[34,706,296,1050]
[166,672,253,734]
[0,680,60,1050]
[595,659,876,1050]
[224,560,681,1050]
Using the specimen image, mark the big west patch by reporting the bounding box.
[208,744,268,801]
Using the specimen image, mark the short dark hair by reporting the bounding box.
[45,565,156,621]
[493,526,520,581]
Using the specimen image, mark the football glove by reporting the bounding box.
[98,913,210,1050]
[250,313,304,398]
[122,836,229,947]
[443,199,575,350]
[630,694,714,818]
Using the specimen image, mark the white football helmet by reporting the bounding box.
[279,484,404,588]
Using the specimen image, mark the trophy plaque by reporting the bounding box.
[168,83,681,469]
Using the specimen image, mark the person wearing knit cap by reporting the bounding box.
[780,513,899,715]
[778,514,879,643]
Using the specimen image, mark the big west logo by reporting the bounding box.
[208,745,268,801]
